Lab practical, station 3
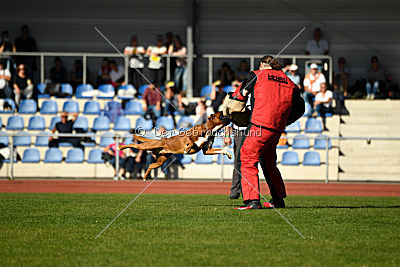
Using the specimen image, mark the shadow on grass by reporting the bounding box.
[286,205,400,209]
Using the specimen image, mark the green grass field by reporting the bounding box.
[1,193,399,266]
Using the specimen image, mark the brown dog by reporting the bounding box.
[118,111,232,181]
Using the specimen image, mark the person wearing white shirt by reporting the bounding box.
[0,61,12,99]
[146,35,167,87]
[124,35,145,89]
[303,63,326,113]
[285,64,301,89]
[108,60,124,89]
[314,83,332,131]
[305,28,329,55]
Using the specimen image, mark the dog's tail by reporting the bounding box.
[133,135,155,143]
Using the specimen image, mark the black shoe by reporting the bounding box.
[234,200,262,210]
[263,198,285,208]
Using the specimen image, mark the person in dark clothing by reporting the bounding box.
[14,25,38,73]
[13,64,35,106]
[210,80,227,113]
[217,62,235,87]
[50,57,68,84]
[49,112,83,149]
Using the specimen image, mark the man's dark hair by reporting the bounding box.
[260,55,282,70]
[54,57,61,63]
[156,34,163,41]
[21,25,29,31]
[371,56,378,63]
[2,30,9,36]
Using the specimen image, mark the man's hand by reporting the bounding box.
[222,93,246,116]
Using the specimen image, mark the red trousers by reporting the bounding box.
[239,125,287,201]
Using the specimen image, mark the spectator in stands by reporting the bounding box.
[282,59,292,73]
[124,35,145,89]
[103,137,127,180]
[0,61,13,99]
[164,81,184,126]
[109,60,125,89]
[195,98,208,125]
[143,84,162,118]
[0,31,16,73]
[13,64,34,106]
[125,142,147,180]
[96,58,111,87]
[49,112,83,149]
[146,35,167,87]
[168,35,187,92]
[14,25,38,74]
[305,28,329,55]
[70,59,86,91]
[286,64,301,89]
[303,63,326,114]
[165,32,176,79]
[50,57,68,84]
[217,62,234,87]
[333,57,349,109]
[210,80,227,113]
[235,60,250,82]
[366,56,392,100]
[314,83,332,131]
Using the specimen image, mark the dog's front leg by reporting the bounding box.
[203,148,232,159]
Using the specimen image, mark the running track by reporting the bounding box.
[1,180,400,197]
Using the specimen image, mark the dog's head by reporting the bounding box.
[205,112,230,131]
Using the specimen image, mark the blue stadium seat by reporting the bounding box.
[65,148,84,163]
[118,84,135,100]
[76,84,94,99]
[180,154,192,164]
[62,100,79,113]
[138,84,149,98]
[0,117,2,128]
[200,85,212,99]
[59,83,73,98]
[22,148,40,163]
[292,134,310,149]
[98,84,115,99]
[83,100,101,115]
[0,98,16,113]
[44,148,62,163]
[135,117,153,131]
[177,116,194,130]
[19,99,37,114]
[99,133,114,147]
[285,120,301,133]
[82,132,96,147]
[303,151,321,166]
[212,137,224,148]
[195,151,213,164]
[124,101,143,115]
[35,133,50,147]
[87,149,104,164]
[73,116,89,132]
[156,116,174,131]
[92,116,110,131]
[49,116,61,130]
[114,116,131,131]
[305,118,322,133]
[281,151,299,165]
[40,100,58,114]
[28,116,45,131]
[223,85,234,93]
[6,116,24,130]
[37,83,49,98]
[13,132,31,146]
[217,152,234,164]
[0,134,9,146]
[314,134,332,150]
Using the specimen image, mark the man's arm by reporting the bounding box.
[70,113,79,122]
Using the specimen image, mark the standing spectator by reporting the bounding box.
[14,25,38,74]
[164,81,184,126]
[0,31,16,73]
[165,32,176,79]
[143,84,162,118]
[168,36,187,92]
[333,57,349,109]
[314,83,332,131]
[305,28,329,55]
[235,60,250,82]
[217,62,235,87]
[108,60,125,89]
[50,57,68,84]
[49,112,83,149]
[195,98,208,125]
[146,35,167,87]
[103,137,127,180]
[124,35,145,89]
[366,56,392,100]
[13,64,34,105]
[286,64,301,89]
[70,59,84,90]
[303,63,326,113]
[96,58,111,87]
[210,80,227,113]
[0,61,13,99]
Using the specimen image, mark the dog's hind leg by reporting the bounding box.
[143,154,170,182]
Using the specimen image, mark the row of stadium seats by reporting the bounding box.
[16,148,323,166]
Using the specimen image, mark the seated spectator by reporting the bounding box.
[143,84,162,118]
[210,80,227,113]
[14,25,38,74]
[103,137,126,180]
[164,81,184,126]
[70,59,86,90]
[109,60,124,89]
[146,35,167,87]
[217,62,234,87]
[314,83,332,131]
[125,143,147,180]
[96,58,111,87]
[13,64,34,105]
[0,61,13,99]
[195,98,208,125]
[333,57,349,109]
[286,64,301,89]
[124,35,145,89]
[49,112,83,149]
[305,28,329,55]
[366,56,392,100]
[281,59,292,73]
[235,60,250,82]
[50,57,68,84]
[303,63,326,114]
[168,35,187,92]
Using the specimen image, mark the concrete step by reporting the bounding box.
[339,141,400,149]
[339,156,400,165]
[339,172,400,182]
[345,100,400,110]
[340,148,400,157]
[339,163,400,173]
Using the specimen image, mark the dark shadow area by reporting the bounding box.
[286,205,400,209]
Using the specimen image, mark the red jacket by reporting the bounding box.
[232,69,298,132]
